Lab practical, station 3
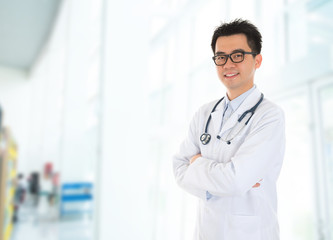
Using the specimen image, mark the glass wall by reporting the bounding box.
[276,89,316,240]
[320,84,333,237]
[314,78,333,240]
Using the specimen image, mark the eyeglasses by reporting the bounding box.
[212,51,257,66]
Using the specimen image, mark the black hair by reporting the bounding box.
[211,19,262,54]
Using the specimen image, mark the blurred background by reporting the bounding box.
[0,0,332,239]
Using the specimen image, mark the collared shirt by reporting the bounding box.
[220,85,256,132]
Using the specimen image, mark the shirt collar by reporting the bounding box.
[224,85,256,112]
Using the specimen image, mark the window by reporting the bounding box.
[277,90,316,240]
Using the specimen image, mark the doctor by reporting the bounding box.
[173,19,285,240]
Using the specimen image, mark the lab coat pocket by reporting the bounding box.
[225,215,261,240]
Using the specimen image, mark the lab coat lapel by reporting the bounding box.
[220,88,262,136]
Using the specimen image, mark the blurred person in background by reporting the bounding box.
[28,172,40,206]
[173,19,285,240]
[13,173,26,222]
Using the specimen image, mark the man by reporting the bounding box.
[173,19,285,240]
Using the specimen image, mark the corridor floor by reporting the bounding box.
[10,202,94,240]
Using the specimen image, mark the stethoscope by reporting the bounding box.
[200,93,264,145]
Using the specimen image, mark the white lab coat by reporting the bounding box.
[173,88,285,240]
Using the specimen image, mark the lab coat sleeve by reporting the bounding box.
[173,110,207,200]
[181,106,285,197]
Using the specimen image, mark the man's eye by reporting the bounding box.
[217,56,226,60]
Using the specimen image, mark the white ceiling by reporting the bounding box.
[0,0,61,71]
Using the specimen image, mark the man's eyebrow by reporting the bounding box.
[215,51,226,55]
[215,49,245,55]
[231,48,245,53]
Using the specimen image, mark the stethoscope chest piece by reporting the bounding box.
[200,133,211,145]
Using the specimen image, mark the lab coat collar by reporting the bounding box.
[210,87,262,136]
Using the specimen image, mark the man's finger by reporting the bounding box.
[252,183,260,188]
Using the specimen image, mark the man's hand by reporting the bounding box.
[252,179,263,188]
[190,153,202,164]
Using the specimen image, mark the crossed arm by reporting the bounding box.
[190,153,262,188]
[174,106,285,198]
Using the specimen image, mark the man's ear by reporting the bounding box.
[255,54,262,69]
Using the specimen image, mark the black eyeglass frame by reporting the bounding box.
[212,51,258,66]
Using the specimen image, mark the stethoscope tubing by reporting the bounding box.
[204,97,224,133]
[200,93,264,145]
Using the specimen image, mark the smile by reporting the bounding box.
[224,73,239,78]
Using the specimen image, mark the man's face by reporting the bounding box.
[214,34,262,98]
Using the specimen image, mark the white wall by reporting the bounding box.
[97,0,152,239]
